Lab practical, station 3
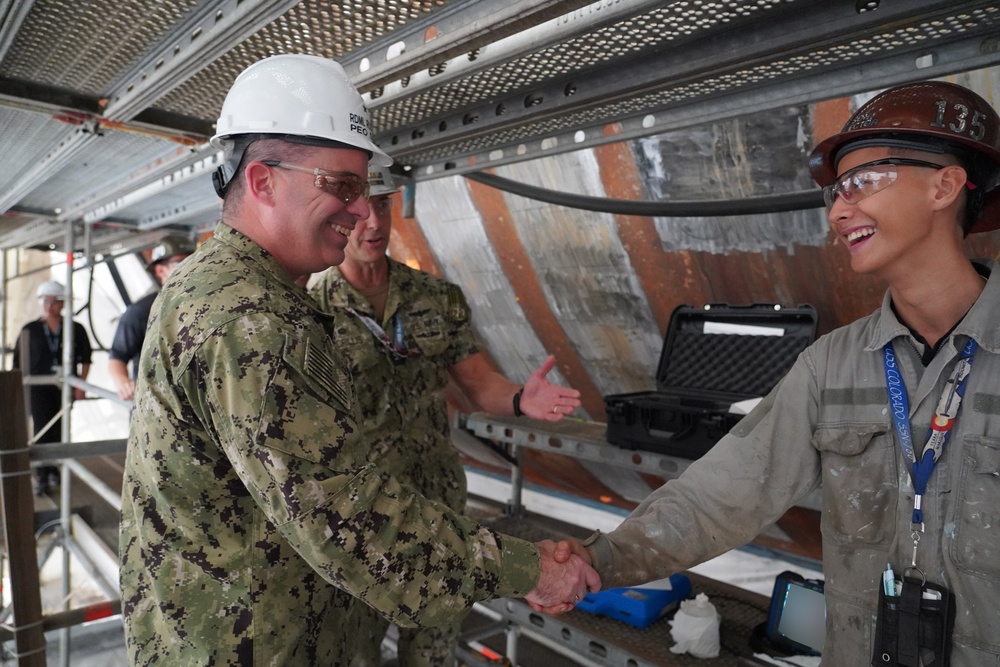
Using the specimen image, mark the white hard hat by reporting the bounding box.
[368,165,399,197]
[37,280,65,300]
[211,54,391,195]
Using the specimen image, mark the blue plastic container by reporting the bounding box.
[576,573,693,628]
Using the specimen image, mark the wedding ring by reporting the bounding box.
[552,406,558,413]
[574,594,580,603]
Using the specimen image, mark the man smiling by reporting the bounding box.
[552,81,1000,665]
[118,54,597,666]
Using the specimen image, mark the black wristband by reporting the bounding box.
[512,387,524,417]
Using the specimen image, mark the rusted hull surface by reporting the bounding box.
[407,86,1000,429]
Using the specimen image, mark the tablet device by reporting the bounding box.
[765,571,826,656]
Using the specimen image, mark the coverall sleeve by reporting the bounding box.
[589,351,823,589]
[193,314,540,628]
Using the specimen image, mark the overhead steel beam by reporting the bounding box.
[343,0,595,91]
[0,217,74,250]
[381,0,1000,175]
[362,0,664,111]
[103,0,302,121]
[412,32,1000,180]
[138,198,221,231]
[0,0,35,61]
[74,143,219,223]
[0,127,98,213]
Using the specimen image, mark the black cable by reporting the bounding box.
[464,171,825,217]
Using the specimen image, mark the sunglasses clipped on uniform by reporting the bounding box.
[822,158,950,209]
[262,160,371,204]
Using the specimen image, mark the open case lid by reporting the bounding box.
[656,303,818,400]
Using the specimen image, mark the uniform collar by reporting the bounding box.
[865,259,1000,353]
[325,257,404,320]
[210,223,323,311]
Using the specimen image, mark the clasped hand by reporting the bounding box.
[524,539,600,615]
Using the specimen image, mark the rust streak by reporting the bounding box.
[385,195,504,384]
[466,176,606,419]
[386,196,442,276]
[594,127,708,333]
[812,98,852,149]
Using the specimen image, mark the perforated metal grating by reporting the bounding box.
[390,3,1000,166]
[0,0,201,96]
[154,0,452,121]
[0,108,73,195]
[372,0,794,134]
[16,132,176,212]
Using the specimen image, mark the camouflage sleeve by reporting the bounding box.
[197,313,540,627]
[439,283,480,367]
[308,268,335,311]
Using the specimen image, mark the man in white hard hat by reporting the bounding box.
[312,166,582,665]
[12,280,93,495]
[107,236,194,401]
[118,53,597,667]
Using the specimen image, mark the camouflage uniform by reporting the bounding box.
[119,224,540,667]
[311,259,479,666]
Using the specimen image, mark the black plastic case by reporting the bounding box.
[604,303,818,459]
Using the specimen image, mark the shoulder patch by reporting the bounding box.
[446,284,470,323]
[305,337,352,409]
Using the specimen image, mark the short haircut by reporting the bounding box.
[221,139,310,220]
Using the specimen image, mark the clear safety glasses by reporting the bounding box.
[822,158,945,209]
[262,161,371,204]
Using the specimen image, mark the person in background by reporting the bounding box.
[311,166,582,666]
[12,280,93,495]
[551,80,1000,665]
[107,236,193,401]
[118,53,598,667]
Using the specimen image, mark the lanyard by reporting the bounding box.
[882,337,977,531]
[346,307,420,362]
[43,323,61,359]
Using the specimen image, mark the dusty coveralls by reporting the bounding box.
[586,260,1000,666]
[312,258,479,666]
[119,224,540,666]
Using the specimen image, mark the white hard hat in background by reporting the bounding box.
[37,280,66,300]
[211,54,391,196]
[368,165,399,197]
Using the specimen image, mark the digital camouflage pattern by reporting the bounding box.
[311,259,480,665]
[119,224,540,667]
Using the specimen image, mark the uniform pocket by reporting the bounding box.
[813,423,898,548]
[408,313,450,358]
[950,435,1000,581]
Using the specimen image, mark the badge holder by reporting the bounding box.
[872,569,954,667]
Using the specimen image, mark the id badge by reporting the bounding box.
[872,574,954,667]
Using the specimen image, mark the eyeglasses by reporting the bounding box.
[822,158,945,209]
[369,195,393,216]
[262,161,370,204]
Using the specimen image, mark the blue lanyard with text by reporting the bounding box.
[882,338,977,529]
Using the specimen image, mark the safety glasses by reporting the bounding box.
[262,161,370,204]
[369,195,393,216]
[822,158,945,209]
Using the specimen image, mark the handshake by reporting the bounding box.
[524,538,597,614]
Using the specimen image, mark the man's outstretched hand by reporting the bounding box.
[520,355,582,421]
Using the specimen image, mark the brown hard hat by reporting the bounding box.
[809,81,1000,233]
